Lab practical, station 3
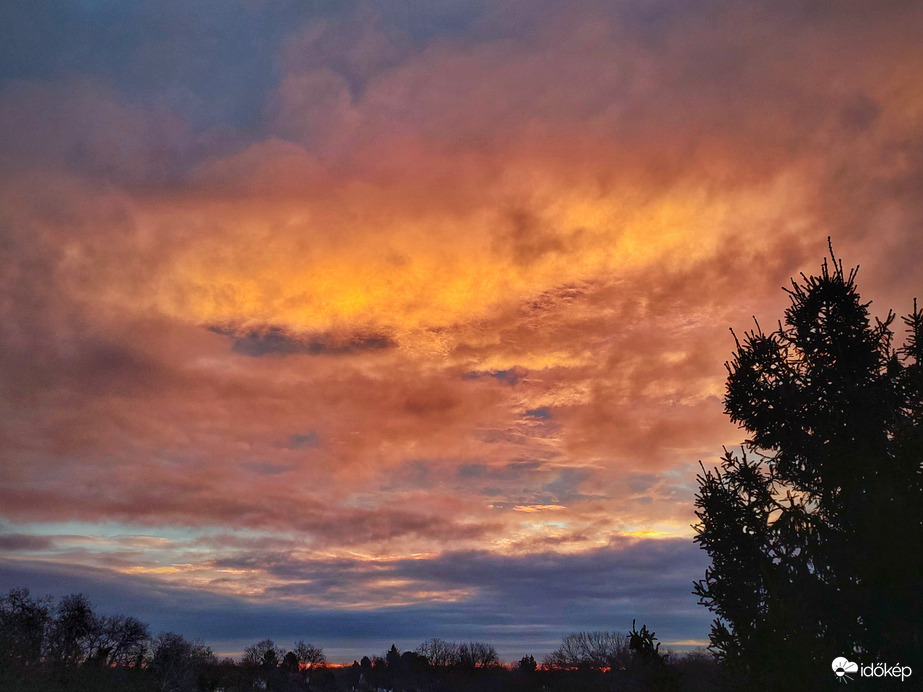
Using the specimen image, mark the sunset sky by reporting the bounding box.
[1,0,922,661]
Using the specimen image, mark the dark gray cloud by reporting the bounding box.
[210,325,395,357]
[0,533,54,551]
[455,460,542,482]
[288,432,320,449]
[463,367,528,385]
[241,461,295,476]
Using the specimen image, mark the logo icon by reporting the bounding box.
[832,657,859,683]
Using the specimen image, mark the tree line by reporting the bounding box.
[1,587,719,691]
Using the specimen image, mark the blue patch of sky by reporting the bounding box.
[0,1,504,133]
[377,0,493,44]
[463,367,527,385]
[1,520,192,541]
[659,466,700,500]
[0,0,349,129]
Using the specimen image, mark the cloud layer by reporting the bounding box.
[1,0,922,659]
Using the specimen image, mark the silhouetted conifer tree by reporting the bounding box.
[694,243,923,689]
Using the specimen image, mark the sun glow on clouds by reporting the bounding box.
[1,0,923,657]
[116,178,733,344]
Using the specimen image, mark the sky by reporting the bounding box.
[1,0,922,663]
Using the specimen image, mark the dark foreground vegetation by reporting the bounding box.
[0,587,718,691]
[694,245,923,689]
